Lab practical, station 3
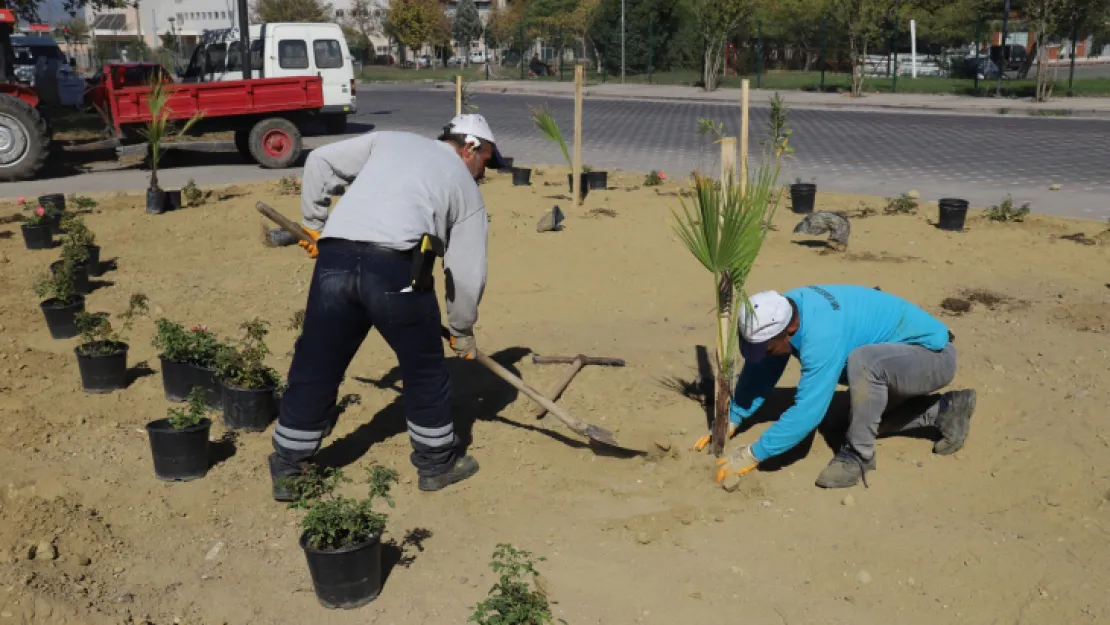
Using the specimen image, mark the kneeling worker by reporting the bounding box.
[268,114,506,500]
[705,285,976,488]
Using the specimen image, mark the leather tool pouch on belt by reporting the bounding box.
[410,233,445,291]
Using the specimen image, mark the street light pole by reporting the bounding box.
[620,0,625,83]
[996,0,1010,97]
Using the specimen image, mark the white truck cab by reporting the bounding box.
[182,23,356,134]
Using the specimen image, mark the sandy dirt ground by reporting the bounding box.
[2,169,1110,625]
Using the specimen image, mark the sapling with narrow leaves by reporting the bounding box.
[763,92,793,159]
[216,318,281,389]
[531,106,571,169]
[987,194,1030,223]
[469,543,564,625]
[75,293,149,356]
[141,77,203,194]
[286,465,400,550]
[167,387,211,430]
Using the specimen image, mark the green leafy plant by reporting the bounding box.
[75,293,149,355]
[140,77,204,192]
[60,213,95,248]
[644,170,665,186]
[286,465,399,550]
[883,194,918,215]
[22,202,58,227]
[152,318,226,366]
[216,318,280,389]
[34,262,77,303]
[277,176,302,195]
[470,544,564,625]
[167,386,210,429]
[460,78,479,113]
[764,92,793,159]
[60,236,90,266]
[68,195,98,210]
[696,118,726,143]
[987,194,1030,223]
[530,106,571,169]
[182,178,208,206]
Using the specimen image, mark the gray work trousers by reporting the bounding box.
[844,343,958,460]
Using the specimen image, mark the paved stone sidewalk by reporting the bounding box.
[458,80,1110,118]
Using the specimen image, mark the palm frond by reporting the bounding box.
[530,106,571,168]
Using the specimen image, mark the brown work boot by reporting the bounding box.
[934,389,976,455]
[418,455,479,492]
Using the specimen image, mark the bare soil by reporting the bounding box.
[2,170,1110,624]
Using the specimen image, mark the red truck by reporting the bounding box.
[0,50,332,181]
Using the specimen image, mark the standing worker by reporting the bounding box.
[267,115,506,500]
[702,285,977,489]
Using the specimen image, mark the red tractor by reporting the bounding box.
[0,7,50,182]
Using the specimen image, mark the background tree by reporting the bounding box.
[386,0,441,65]
[254,0,333,23]
[589,0,681,75]
[345,0,386,58]
[692,0,757,91]
[59,17,91,43]
[830,0,918,96]
[453,0,483,63]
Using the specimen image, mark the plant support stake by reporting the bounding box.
[910,19,917,79]
[455,75,462,117]
[573,64,584,207]
[740,79,749,195]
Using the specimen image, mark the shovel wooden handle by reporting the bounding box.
[257,202,312,243]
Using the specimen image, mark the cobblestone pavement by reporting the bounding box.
[358,85,1110,220]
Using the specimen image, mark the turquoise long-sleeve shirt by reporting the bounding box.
[730,285,950,461]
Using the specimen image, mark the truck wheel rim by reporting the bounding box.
[262,129,291,158]
[0,114,29,166]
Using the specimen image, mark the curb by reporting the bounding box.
[445,82,1110,119]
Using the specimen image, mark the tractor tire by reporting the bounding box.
[322,114,348,135]
[248,117,302,169]
[0,95,50,182]
[234,130,251,161]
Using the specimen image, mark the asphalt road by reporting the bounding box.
[3,84,1109,220]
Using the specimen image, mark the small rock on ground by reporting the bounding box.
[35,541,58,561]
[856,570,873,584]
[1049,184,1061,191]
[720,474,742,492]
[635,532,652,545]
[841,494,856,507]
[906,190,920,199]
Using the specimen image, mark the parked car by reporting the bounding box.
[989,44,1027,71]
[180,22,356,134]
[469,50,487,64]
[446,55,465,67]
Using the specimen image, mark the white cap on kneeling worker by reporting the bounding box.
[440,113,508,169]
[738,290,792,363]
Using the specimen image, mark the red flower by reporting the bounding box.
[34,206,45,217]
[190,324,208,332]
[17,196,26,205]
[658,172,666,180]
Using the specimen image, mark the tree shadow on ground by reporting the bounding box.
[316,346,585,469]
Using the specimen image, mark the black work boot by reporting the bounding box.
[815,446,876,489]
[934,389,976,455]
[418,455,480,492]
[269,452,309,502]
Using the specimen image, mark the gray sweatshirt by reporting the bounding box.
[300,131,487,337]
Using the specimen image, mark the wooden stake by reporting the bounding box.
[740,79,750,196]
[719,137,736,188]
[573,64,584,207]
[455,75,462,117]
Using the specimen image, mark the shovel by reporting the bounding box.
[255,201,642,452]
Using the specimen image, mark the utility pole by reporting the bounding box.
[620,0,625,83]
[996,0,1010,97]
[237,0,250,79]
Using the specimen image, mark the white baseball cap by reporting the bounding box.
[738,290,794,362]
[440,114,508,169]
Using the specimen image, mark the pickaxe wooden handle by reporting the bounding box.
[257,202,312,243]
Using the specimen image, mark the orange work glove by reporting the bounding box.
[692,425,737,452]
[297,227,320,259]
[449,334,476,360]
[714,444,760,483]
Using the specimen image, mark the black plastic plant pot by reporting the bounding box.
[300,532,384,609]
[75,341,129,394]
[40,297,85,339]
[20,224,52,250]
[85,244,103,277]
[51,260,90,295]
[790,183,817,214]
[146,418,211,481]
[38,193,65,211]
[587,171,608,190]
[937,198,969,232]
[221,381,278,431]
[146,189,167,215]
[511,167,532,186]
[567,173,589,199]
[501,156,515,168]
[160,356,194,402]
[190,364,223,409]
[165,189,183,211]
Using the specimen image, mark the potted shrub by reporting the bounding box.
[287,465,399,609]
[52,237,91,295]
[35,262,84,339]
[531,106,592,200]
[216,318,281,430]
[60,213,101,277]
[145,386,213,481]
[19,200,57,250]
[153,318,227,404]
[470,544,564,625]
[73,293,148,393]
[141,77,203,214]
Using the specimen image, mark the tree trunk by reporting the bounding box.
[711,272,734,457]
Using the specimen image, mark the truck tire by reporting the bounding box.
[248,117,302,169]
[322,114,348,135]
[0,95,50,182]
[234,130,251,161]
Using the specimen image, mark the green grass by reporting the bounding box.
[361,65,1110,98]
